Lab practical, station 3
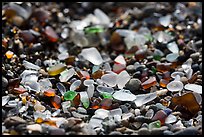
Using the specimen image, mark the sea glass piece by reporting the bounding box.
[171,92,200,115]
[166,53,179,62]
[167,41,179,53]
[167,80,183,92]
[5,50,14,59]
[61,101,71,113]
[91,98,101,109]
[134,92,157,107]
[156,63,172,72]
[100,92,113,99]
[70,80,81,91]
[148,120,161,130]
[51,95,61,109]
[39,78,52,92]
[91,70,104,79]
[20,70,38,83]
[34,103,46,112]
[56,82,66,96]
[72,93,81,107]
[113,63,126,74]
[159,14,171,27]
[101,72,117,87]
[84,26,104,34]
[185,68,193,80]
[87,84,95,98]
[145,109,154,119]
[59,68,75,82]
[80,91,90,109]
[44,89,56,97]
[184,84,202,94]
[24,81,40,92]
[47,63,66,76]
[13,87,27,94]
[84,79,94,86]
[19,30,36,43]
[58,52,69,60]
[94,8,110,25]
[160,79,169,88]
[171,72,185,79]
[88,117,103,129]
[114,55,126,65]
[44,26,59,42]
[80,47,104,65]
[64,91,77,101]
[153,49,164,61]
[141,77,157,89]
[61,28,69,39]
[2,95,10,106]
[182,58,192,71]
[113,89,136,101]
[152,108,172,125]
[23,60,41,70]
[165,114,177,124]
[100,98,112,110]
[124,34,147,50]
[153,31,173,44]
[94,109,110,119]
[96,85,114,94]
[116,70,131,89]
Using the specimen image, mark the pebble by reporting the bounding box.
[120,105,129,113]
[26,124,42,133]
[192,64,200,73]
[4,116,26,128]
[199,63,202,72]
[125,78,141,94]
[134,116,151,123]
[138,127,151,135]
[49,127,65,135]
[150,126,168,135]
[2,76,8,88]
[109,131,123,135]
[163,130,174,135]
[133,71,141,78]
[190,52,200,62]
[180,76,188,84]
[126,65,136,73]
[174,127,199,135]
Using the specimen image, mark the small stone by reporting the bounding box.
[138,128,151,135]
[26,124,42,133]
[163,130,174,135]
[120,105,129,113]
[150,126,168,135]
[174,127,199,135]
[125,78,141,94]
[192,64,200,73]
[190,52,200,62]
[49,127,65,135]
[2,76,8,88]
[109,131,122,135]
[126,65,136,73]
[4,116,26,128]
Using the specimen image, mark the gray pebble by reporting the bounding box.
[150,126,168,135]
[49,127,65,135]
[135,116,151,123]
[4,116,26,128]
[120,105,129,113]
[138,127,151,135]
[163,130,174,135]
[174,127,199,135]
[126,65,136,73]
[190,52,200,62]
[125,78,141,93]
[199,63,202,72]
[133,71,141,78]
[77,107,87,114]
[2,76,8,88]
[141,123,149,128]
[109,131,122,135]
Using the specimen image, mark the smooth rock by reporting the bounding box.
[2,76,8,88]
[125,78,141,94]
[163,130,174,135]
[26,124,42,133]
[126,65,136,73]
[49,127,65,135]
[174,127,199,135]
[138,128,151,135]
[4,116,26,128]
[109,131,123,135]
[150,126,168,135]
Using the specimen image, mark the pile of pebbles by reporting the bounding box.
[2,2,202,135]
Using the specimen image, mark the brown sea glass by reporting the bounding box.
[19,30,36,43]
[188,72,198,83]
[91,70,104,79]
[171,93,200,115]
[162,71,171,81]
[156,63,171,72]
[100,98,112,110]
[135,49,147,61]
[91,98,101,109]
[13,87,27,94]
[160,79,169,88]
[51,95,61,109]
[32,9,50,24]
[141,77,157,89]
[44,89,56,97]
[72,93,80,107]
[5,51,14,59]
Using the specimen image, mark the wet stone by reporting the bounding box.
[138,127,151,135]
[150,126,168,135]
[2,76,8,88]
[49,127,65,135]
[4,116,26,128]
[174,127,199,135]
[125,78,141,94]
[126,65,136,73]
